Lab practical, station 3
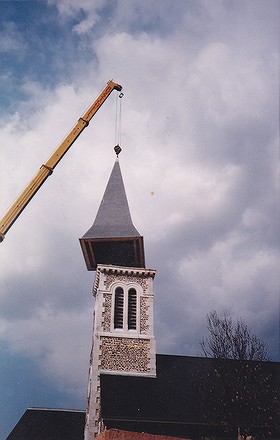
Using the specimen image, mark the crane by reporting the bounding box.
[0,80,122,242]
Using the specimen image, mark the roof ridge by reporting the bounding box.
[27,407,85,413]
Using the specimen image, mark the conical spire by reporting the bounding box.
[84,159,140,239]
[80,159,145,270]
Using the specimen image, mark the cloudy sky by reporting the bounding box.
[0,0,279,437]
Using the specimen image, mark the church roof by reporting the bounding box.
[6,408,85,440]
[100,354,280,439]
[80,159,145,270]
[82,159,140,239]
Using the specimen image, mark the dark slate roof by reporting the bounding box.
[5,408,85,440]
[100,354,280,439]
[82,159,140,239]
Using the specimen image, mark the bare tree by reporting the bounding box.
[198,312,277,438]
[200,311,268,361]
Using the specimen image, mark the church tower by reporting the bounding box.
[80,151,156,439]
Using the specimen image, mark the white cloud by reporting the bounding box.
[0,22,27,54]
[0,305,92,396]
[48,0,104,16]
[188,42,267,124]
[48,0,107,34]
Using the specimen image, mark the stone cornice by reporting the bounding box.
[93,265,156,295]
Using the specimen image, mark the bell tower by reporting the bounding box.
[80,151,156,439]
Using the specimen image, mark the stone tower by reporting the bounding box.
[80,156,156,440]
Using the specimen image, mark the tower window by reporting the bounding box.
[114,287,124,329]
[128,288,137,330]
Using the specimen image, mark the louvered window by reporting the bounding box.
[114,287,124,329]
[128,288,137,330]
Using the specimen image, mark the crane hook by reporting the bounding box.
[114,144,122,157]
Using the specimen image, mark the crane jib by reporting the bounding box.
[0,80,122,242]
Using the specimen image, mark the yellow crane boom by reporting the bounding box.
[0,80,122,242]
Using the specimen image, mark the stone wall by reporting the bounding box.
[100,336,150,372]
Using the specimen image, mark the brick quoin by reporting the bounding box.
[96,429,189,440]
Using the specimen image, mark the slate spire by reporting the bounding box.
[80,159,145,270]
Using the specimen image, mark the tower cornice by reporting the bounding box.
[93,264,156,295]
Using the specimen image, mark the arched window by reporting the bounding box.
[128,288,137,330]
[113,286,138,331]
[114,287,124,329]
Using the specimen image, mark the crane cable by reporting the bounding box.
[115,91,124,150]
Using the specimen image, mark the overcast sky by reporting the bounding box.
[0,0,279,438]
